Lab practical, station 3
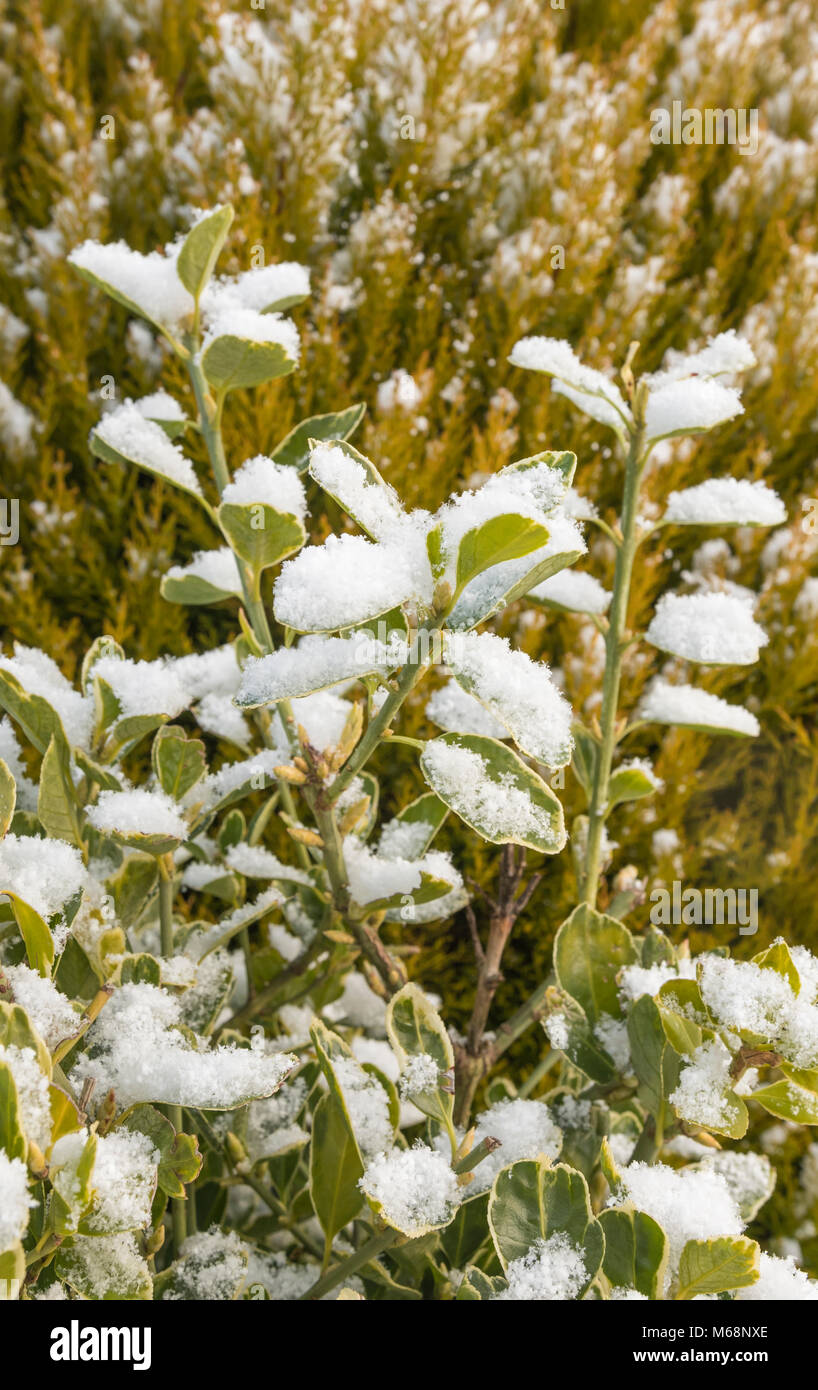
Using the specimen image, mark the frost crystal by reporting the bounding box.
[399,1053,439,1097]
[645,592,768,665]
[360,1144,460,1235]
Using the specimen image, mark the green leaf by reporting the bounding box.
[379,793,449,858]
[37,734,81,846]
[420,733,566,854]
[544,990,618,1083]
[73,747,122,792]
[627,994,682,1122]
[202,333,297,393]
[454,513,550,596]
[152,726,207,801]
[270,404,366,473]
[51,1130,98,1233]
[122,1104,202,1199]
[571,727,598,800]
[5,894,54,977]
[0,670,66,754]
[387,982,454,1129]
[218,502,305,572]
[120,953,162,986]
[676,1236,760,1299]
[753,939,801,994]
[0,760,15,837]
[440,1192,491,1269]
[0,1003,52,1075]
[752,1074,818,1123]
[599,1207,669,1298]
[160,567,242,606]
[176,204,234,297]
[455,1265,507,1300]
[488,1159,604,1295]
[447,532,586,631]
[553,904,637,1025]
[0,1243,24,1295]
[605,763,660,814]
[309,1092,365,1242]
[0,1061,25,1160]
[308,437,403,538]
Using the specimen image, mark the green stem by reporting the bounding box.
[329,654,427,803]
[158,855,175,958]
[582,406,647,906]
[299,1228,399,1301]
[518,1048,560,1097]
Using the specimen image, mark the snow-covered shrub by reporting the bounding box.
[0,206,815,1303]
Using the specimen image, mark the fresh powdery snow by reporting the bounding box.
[663,478,786,527]
[221,455,307,518]
[308,441,404,538]
[360,1144,460,1234]
[444,631,573,768]
[495,1232,589,1300]
[3,963,79,1050]
[202,307,300,361]
[202,261,309,315]
[161,1228,248,1301]
[169,645,242,702]
[134,390,186,422]
[698,956,818,1070]
[224,843,312,885]
[343,837,422,905]
[448,512,586,629]
[237,634,408,705]
[618,958,698,1004]
[0,1151,35,1249]
[78,982,296,1108]
[736,1253,818,1300]
[333,1056,394,1159]
[68,238,194,331]
[0,1044,51,1150]
[644,378,744,442]
[469,1098,562,1193]
[638,678,760,736]
[87,788,188,841]
[669,1037,737,1129]
[529,568,611,614]
[165,547,243,595]
[51,1129,159,1233]
[645,592,768,665]
[421,738,559,845]
[508,336,632,433]
[399,1053,440,1097]
[644,332,757,387]
[273,533,423,631]
[615,1162,743,1271]
[0,832,88,922]
[93,654,189,719]
[0,644,94,749]
[94,402,203,496]
[425,679,509,739]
